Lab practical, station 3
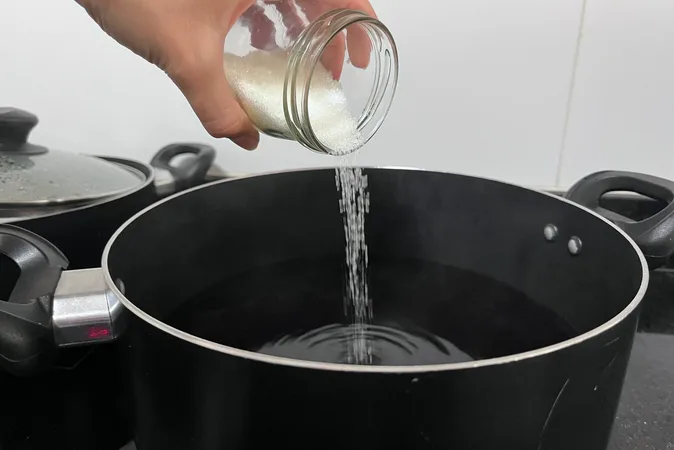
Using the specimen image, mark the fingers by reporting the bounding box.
[242,4,279,51]
[321,32,347,80]
[274,0,346,79]
[273,1,305,42]
[344,0,376,69]
[168,45,259,151]
[293,0,378,77]
[345,2,374,69]
[348,0,377,19]
[297,1,346,80]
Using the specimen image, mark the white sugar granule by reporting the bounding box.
[224,51,364,155]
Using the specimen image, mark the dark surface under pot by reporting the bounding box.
[2,189,674,450]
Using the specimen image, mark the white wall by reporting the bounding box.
[1,0,674,189]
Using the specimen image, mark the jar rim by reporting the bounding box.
[283,9,399,156]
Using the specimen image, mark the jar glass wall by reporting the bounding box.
[224,1,399,156]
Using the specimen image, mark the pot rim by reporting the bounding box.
[102,166,650,373]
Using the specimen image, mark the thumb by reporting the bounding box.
[168,46,260,151]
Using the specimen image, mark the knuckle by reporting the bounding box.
[77,0,109,18]
[203,115,248,139]
[164,49,202,85]
[163,32,222,84]
[165,51,215,90]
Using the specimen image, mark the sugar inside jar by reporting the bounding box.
[224,2,399,156]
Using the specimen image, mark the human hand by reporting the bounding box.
[75,0,376,151]
[242,0,377,80]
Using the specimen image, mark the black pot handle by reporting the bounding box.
[0,225,67,375]
[565,171,674,268]
[150,143,216,193]
[0,107,48,155]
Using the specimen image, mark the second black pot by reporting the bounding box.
[0,107,218,269]
[0,107,221,450]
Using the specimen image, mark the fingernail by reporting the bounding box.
[233,134,259,151]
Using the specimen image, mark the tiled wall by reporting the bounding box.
[1,0,674,188]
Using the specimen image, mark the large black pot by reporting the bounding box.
[2,168,674,450]
[0,107,220,450]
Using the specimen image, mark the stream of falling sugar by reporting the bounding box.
[335,161,373,364]
[224,50,373,363]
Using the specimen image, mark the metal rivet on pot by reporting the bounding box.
[543,224,559,242]
[568,236,582,255]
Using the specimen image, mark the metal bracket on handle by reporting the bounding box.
[0,224,123,375]
[52,268,124,347]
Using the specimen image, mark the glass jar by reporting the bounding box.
[224,1,399,156]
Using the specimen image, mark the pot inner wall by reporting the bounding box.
[107,169,645,366]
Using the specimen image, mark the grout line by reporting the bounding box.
[555,0,589,187]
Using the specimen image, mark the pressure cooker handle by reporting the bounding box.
[0,225,67,375]
[0,107,48,155]
[565,171,674,268]
[0,225,122,375]
[151,143,217,195]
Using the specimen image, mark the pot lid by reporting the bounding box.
[0,108,145,207]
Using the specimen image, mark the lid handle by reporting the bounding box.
[0,108,48,154]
